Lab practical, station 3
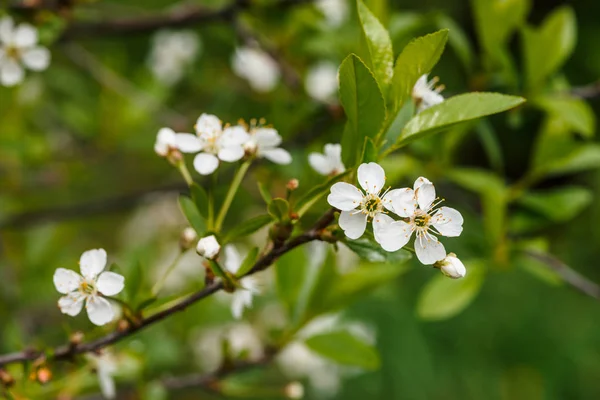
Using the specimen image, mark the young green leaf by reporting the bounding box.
[397,93,526,145]
[305,331,381,369]
[258,181,272,205]
[223,215,273,243]
[416,262,485,321]
[178,194,206,234]
[389,29,448,112]
[357,0,394,90]
[236,247,259,277]
[534,96,595,138]
[190,183,209,219]
[541,144,600,178]
[339,54,386,166]
[518,186,592,223]
[268,198,290,221]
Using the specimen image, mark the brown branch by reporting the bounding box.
[0,209,335,368]
[523,250,600,300]
[570,80,600,99]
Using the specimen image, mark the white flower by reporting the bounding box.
[412,74,444,112]
[223,245,260,319]
[374,177,463,265]
[53,249,124,326]
[327,162,400,240]
[232,46,280,92]
[244,126,292,165]
[87,352,118,399]
[436,253,466,279]
[147,29,200,85]
[0,16,50,87]
[196,235,220,259]
[285,382,305,399]
[305,62,339,103]
[309,143,344,176]
[154,127,202,158]
[316,0,349,28]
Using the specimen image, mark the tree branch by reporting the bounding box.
[0,209,335,368]
[570,80,600,99]
[523,250,600,300]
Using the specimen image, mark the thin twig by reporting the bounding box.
[0,209,335,368]
[569,81,600,99]
[523,250,600,300]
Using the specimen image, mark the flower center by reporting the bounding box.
[79,279,97,296]
[360,193,383,218]
[6,45,20,60]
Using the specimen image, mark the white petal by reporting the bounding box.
[416,182,436,211]
[58,293,85,316]
[86,296,115,326]
[174,133,202,153]
[221,126,250,146]
[414,235,446,265]
[0,59,24,86]
[382,188,407,213]
[197,235,221,259]
[357,162,386,194]
[96,272,125,296]
[324,143,344,172]
[195,113,222,136]
[431,207,464,237]
[0,17,14,44]
[373,215,412,252]
[13,24,37,47]
[53,268,82,294]
[80,249,108,280]
[389,188,417,218]
[308,153,332,175]
[224,245,242,274]
[254,128,282,148]
[97,369,116,399]
[218,145,245,162]
[413,176,432,191]
[327,182,363,211]
[338,211,367,239]
[262,148,292,164]
[231,290,253,319]
[193,152,219,175]
[21,47,50,71]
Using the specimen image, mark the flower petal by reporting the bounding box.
[382,188,407,214]
[96,272,125,296]
[254,128,282,148]
[13,23,37,47]
[414,235,446,265]
[413,176,432,191]
[97,368,116,400]
[231,290,253,319]
[339,211,367,239]
[222,126,250,146]
[193,152,219,175]
[80,249,107,280]
[218,145,245,162]
[0,17,14,44]
[327,182,363,211]
[357,162,385,194]
[416,182,436,211]
[196,113,222,136]
[372,213,395,243]
[308,153,332,175]
[53,268,82,294]
[86,296,115,326]
[324,143,344,172]
[174,133,202,153]
[0,59,24,87]
[58,293,85,316]
[373,215,412,252]
[224,245,242,274]
[389,188,417,217]
[21,47,50,71]
[262,148,292,164]
[431,207,464,237]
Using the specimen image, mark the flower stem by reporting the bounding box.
[177,161,194,186]
[152,251,184,296]
[215,160,251,232]
[208,259,236,292]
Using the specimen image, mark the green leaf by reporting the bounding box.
[357,0,394,90]
[339,54,386,166]
[190,183,209,219]
[389,30,448,112]
[472,0,531,55]
[223,214,273,243]
[361,137,378,163]
[435,14,475,72]
[236,247,259,277]
[542,144,600,177]
[268,198,290,221]
[398,93,526,145]
[276,246,309,314]
[518,186,592,222]
[305,331,380,369]
[258,181,272,205]
[417,261,485,320]
[343,238,412,263]
[522,6,576,90]
[178,194,206,234]
[534,96,595,138]
[295,170,351,217]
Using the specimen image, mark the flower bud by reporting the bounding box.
[435,253,466,279]
[36,367,52,384]
[197,235,221,259]
[284,381,304,399]
[69,331,84,346]
[180,227,198,250]
[286,179,299,191]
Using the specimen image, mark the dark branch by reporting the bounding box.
[570,81,600,99]
[523,250,600,300]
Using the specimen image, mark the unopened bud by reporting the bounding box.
[434,253,466,279]
[286,179,299,191]
[70,331,84,346]
[180,227,198,250]
[117,319,130,332]
[196,235,221,259]
[36,367,52,384]
[284,381,304,399]
[0,369,15,387]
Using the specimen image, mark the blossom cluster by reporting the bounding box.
[327,162,466,278]
[155,113,291,175]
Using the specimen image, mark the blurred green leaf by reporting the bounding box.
[472,0,530,53]
[268,198,290,221]
[276,247,309,314]
[417,262,485,320]
[190,183,209,219]
[305,331,381,369]
[435,14,475,73]
[223,215,272,243]
[361,137,378,163]
[518,186,593,222]
[339,54,386,166]
[178,195,206,235]
[258,181,272,205]
[534,96,595,138]
[343,238,412,263]
[542,144,600,177]
[357,0,394,90]
[390,30,448,113]
[522,6,576,90]
[295,170,351,217]
[236,247,259,277]
[398,93,526,145]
